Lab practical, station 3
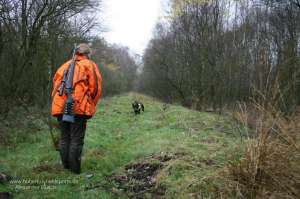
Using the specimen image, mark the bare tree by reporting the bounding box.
[139,0,300,113]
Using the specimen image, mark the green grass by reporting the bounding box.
[0,93,244,198]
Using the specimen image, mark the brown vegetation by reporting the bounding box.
[227,101,300,199]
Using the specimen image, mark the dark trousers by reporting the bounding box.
[58,115,87,174]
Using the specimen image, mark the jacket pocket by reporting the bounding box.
[52,93,66,113]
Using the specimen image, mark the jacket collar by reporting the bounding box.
[75,54,88,61]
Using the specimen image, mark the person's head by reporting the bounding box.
[76,43,92,59]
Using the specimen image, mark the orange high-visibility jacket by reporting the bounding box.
[51,54,102,117]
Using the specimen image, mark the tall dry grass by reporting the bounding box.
[227,101,300,199]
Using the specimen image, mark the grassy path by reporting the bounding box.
[0,93,242,198]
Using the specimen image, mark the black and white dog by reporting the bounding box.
[132,101,144,115]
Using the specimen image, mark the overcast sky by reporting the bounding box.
[102,0,168,55]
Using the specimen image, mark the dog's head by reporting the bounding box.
[132,101,139,111]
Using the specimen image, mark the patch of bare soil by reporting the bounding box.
[109,152,183,199]
[0,192,11,199]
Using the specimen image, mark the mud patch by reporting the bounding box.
[113,162,164,198]
[0,192,11,199]
[109,152,182,198]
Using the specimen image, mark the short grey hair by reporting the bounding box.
[77,43,92,55]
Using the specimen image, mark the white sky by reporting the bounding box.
[102,0,167,55]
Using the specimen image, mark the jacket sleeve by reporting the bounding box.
[88,62,102,105]
[51,67,63,99]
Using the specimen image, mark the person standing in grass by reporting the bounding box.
[51,43,102,174]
